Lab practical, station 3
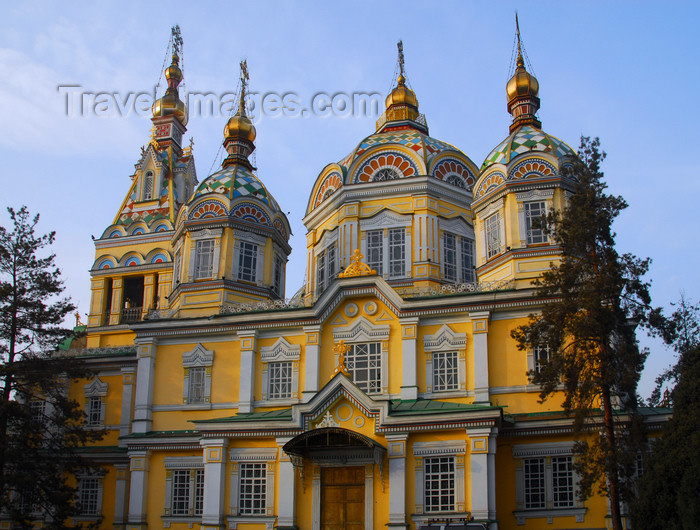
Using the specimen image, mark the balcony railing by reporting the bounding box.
[120,306,143,323]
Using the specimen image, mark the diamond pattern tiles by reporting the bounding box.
[193,165,281,212]
[481,125,576,169]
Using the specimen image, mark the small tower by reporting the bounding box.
[506,14,541,132]
[222,61,257,169]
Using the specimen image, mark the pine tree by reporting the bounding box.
[0,206,103,528]
[511,138,652,530]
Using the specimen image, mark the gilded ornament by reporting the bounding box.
[338,248,376,278]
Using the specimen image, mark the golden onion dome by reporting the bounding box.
[152,54,188,125]
[224,112,256,143]
[385,74,418,108]
[506,55,539,102]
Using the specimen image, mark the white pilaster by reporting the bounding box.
[113,463,129,528]
[312,465,321,530]
[132,338,157,434]
[201,438,229,529]
[276,437,296,528]
[120,367,135,440]
[488,428,498,527]
[127,450,150,528]
[303,326,321,402]
[386,434,409,529]
[468,426,496,524]
[238,331,257,413]
[399,318,419,400]
[470,311,490,404]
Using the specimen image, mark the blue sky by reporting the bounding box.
[1,1,698,398]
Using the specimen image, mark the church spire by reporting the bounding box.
[151,25,188,148]
[222,60,256,169]
[506,14,541,132]
[376,40,426,133]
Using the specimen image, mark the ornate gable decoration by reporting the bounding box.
[260,338,301,363]
[182,343,214,367]
[361,209,411,230]
[338,249,376,278]
[423,324,467,352]
[332,316,390,342]
[84,377,108,397]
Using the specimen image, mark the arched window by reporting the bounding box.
[143,171,154,201]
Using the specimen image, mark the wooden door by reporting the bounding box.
[321,466,365,530]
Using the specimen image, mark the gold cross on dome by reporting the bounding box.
[333,340,350,376]
[397,40,405,77]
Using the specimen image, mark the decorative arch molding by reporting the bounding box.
[431,158,476,189]
[360,210,412,230]
[182,343,214,367]
[272,216,289,241]
[260,337,301,363]
[475,171,506,199]
[128,223,148,236]
[145,249,171,264]
[104,226,126,239]
[93,256,117,270]
[440,217,475,239]
[314,171,344,208]
[230,202,272,225]
[182,343,214,404]
[151,221,172,232]
[508,157,557,181]
[351,150,420,184]
[84,377,108,397]
[121,253,143,267]
[423,324,467,352]
[189,199,228,220]
[332,316,390,343]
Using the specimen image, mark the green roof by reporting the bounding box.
[194,408,293,424]
[389,399,500,416]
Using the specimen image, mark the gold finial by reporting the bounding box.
[149,124,159,148]
[171,25,183,58]
[338,248,377,278]
[238,59,250,117]
[75,311,83,327]
[333,340,351,376]
[397,40,405,82]
[515,12,524,67]
[182,137,194,157]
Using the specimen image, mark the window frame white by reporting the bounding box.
[83,377,108,427]
[182,344,214,406]
[516,189,554,247]
[187,228,223,282]
[228,448,276,521]
[524,200,548,244]
[333,317,390,395]
[232,232,266,287]
[412,440,466,519]
[423,325,467,398]
[238,240,258,283]
[513,442,585,524]
[74,473,105,522]
[142,170,154,201]
[360,210,412,280]
[485,212,502,259]
[163,457,205,521]
[194,239,215,280]
[260,338,301,403]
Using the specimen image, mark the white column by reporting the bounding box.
[386,434,409,529]
[120,367,135,440]
[312,465,321,530]
[277,437,296,528]
[399,318,419,400]
[470,311,490,404]
[201,438,229,529]
[127,450,150,529]
[468,426,496,524]
[238,331,257,413]
[488,428,498,528]
[132,337,157,434]
[113,463,129,529]
[303,326,321,402]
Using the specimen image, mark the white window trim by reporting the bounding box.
[163,457,204,524]
[333,317,390,395]
[478,198,505,264]
[516,189,554,247]
[513,442,585,525]
[228,448,276,519]
[440,226,476,284]
[359,211,412,280]
[84,377,108,427]
[232,232,266,286]
[423,325,467,398]
[73,473,105,522]
[260,338,301,402]
[187,228,223,282]
[142,170,155,201]
[272,251,286,298]
[182,344,214,405]
[412,440,466,520]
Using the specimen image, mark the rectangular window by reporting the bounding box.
[30,400,45,423]
[273,256,284,297]
[366,230,383,275]
[534,346,550,375]
[433,351,459,392]
[552,456,574,508]
[174,252,182,284]
[346,343,381,394]
[239,463,267,515]
[193,469,204,516]
[143,173,153,201]
[317,249,327,293]
[424,456,455,512]
[525,201,547,244]
[194,239,215,279]
[485,213,501,259]
[460,238,475,282]
[317,244,338,294]
[388,228,405,278]
[238,241,258,282]
[188,367,206,404]
[524,458,546,510]
[86,396,102,426]
[78,478,100,516]
[268,361,292,399]
[170,469,204,517]
[443,233,457,282]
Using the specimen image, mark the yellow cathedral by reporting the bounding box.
[51,25,668,530]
